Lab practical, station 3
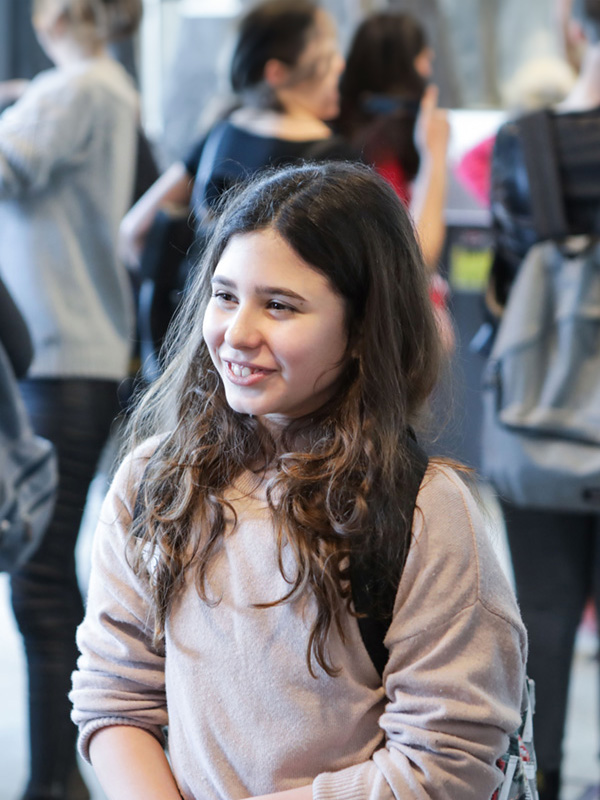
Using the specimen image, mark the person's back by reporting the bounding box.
[0,2,143,798]
[486,4,600,798]
[0,55,138,377]
[490,105,600,306]
[490,0,600,306]
[336,11,449,271]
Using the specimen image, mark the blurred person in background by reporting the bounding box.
[487,2,600,797]
[335,11,453,352]
[0,1,143,798]
[336,11,448,272]
[120,0,349,270]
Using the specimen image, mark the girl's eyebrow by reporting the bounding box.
[212,275,307,303]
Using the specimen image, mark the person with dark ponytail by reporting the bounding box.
[336,13,454,353]
[0,1,142,797]
[337,12,449,273]
[71,162,526,800]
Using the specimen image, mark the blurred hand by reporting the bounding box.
[415,84,450,161]
[0,79,30,109]
[118,215,145,271]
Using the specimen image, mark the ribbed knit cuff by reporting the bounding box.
[313,763,370,800]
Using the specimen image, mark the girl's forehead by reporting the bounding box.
[214,230,336,292]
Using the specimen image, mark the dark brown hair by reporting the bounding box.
[126,161,441,676]
[337,12,428,183]
[229,0,322,109]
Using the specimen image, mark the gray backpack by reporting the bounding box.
[0,343,58,571]
[482,111,600,512]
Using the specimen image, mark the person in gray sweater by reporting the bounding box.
[71,162,527,800]
[0,2,143,798]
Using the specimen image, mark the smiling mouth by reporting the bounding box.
[224,361,274,384]
[228,362,263,378]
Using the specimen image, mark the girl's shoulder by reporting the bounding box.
[396,462,523,639]
[109,434,165,510]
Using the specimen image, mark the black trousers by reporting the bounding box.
[502,500,600,773]
[10,378,120,800]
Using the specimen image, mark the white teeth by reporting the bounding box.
[229,362,255,378]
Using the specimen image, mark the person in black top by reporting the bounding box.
[120,0,349,267]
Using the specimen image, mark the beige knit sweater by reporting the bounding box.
[71,443,527,800]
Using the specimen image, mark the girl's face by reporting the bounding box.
[277,10,345,121]
[203,229,349,430]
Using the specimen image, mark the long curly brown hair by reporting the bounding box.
[125,161,442,676]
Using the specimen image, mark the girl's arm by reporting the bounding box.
[410,85,450,272]
[118,161,194,268]
[89,726,183,800]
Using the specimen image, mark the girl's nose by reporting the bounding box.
[224,307,262,350]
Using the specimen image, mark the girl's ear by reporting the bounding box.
[263,58,293,89]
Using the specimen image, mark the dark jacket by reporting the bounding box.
[490,106,600,306]
[0,275,32,378]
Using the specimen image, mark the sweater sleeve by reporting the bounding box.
[0,69,94,197]
[314,468,527,800]
[70,444,168,761]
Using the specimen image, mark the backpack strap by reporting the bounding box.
[518,110,569,242]
[350,435,429,678]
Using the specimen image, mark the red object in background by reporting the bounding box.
[376,157,412,206]
[454,134,496,208]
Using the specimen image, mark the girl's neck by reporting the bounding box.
[230,106,332,141]
[558,44,600,111]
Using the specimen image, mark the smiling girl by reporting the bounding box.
[71,162,526,800]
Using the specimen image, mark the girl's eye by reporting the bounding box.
[213,291,236,304]
[268,300,296,313]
